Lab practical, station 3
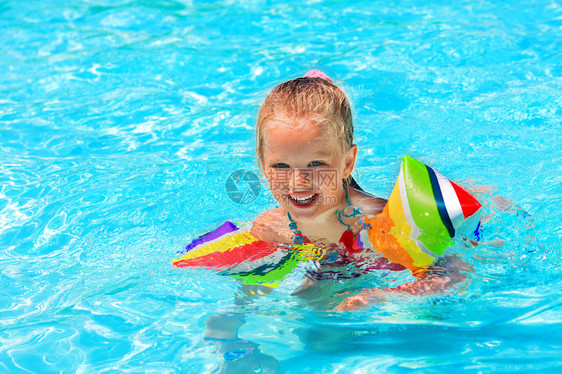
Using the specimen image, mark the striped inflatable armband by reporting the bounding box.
[173,221,322,286]
[172,221,271,269]
[363,155,482,271]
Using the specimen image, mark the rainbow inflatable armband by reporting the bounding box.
[363,155,482,271]
[173,221,321,286]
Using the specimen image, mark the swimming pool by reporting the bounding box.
[1,0,561,372]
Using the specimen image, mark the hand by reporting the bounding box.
[334,288,385,311]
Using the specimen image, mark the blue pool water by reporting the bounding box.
[1,0,561,372]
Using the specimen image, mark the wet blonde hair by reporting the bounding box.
[256,76,354,178]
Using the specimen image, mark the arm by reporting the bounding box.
[335,255,470,311]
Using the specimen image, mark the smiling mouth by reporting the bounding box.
[288,193,318,207]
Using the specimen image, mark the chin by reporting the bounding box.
[286,199,323,222]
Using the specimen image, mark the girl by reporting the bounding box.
[251,70,384,247]
[250,70,467,309]
[202,72,467,372]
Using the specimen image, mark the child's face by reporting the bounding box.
[261,115,357,222]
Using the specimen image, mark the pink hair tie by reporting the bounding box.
[304,69,332,83]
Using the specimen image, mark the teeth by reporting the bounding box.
[290,194,316,204]
[293,194,314,202]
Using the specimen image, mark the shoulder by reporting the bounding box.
[252,207,285,225]
[251,207,293,243]
[348,187,387,216]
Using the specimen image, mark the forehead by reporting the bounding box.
[262,116,341,156]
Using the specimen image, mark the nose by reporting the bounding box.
[291,168,313,190]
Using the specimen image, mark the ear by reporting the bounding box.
[343,145,358,178]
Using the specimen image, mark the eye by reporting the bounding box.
[272,163,290,168]
[308,161,325,167]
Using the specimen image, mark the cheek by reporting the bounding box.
[266,169,291,192]
[316,168,341,193]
